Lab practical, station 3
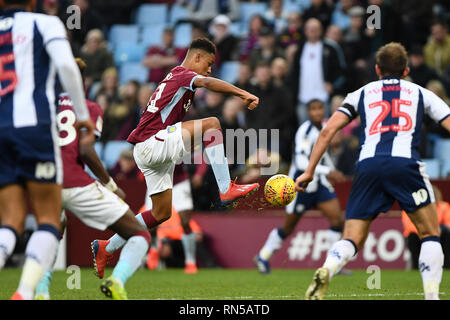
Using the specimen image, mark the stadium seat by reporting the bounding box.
[141,24,166,48]
[230,22,244,37]
[174,23,192,48]
[103,141,134,169]
[433,138,450,161]
[114,43,147,66]
[169,4,188,25]
[109,25,140,47]
[94,141,104,159]
[422,159,441,179]
[219,61,240,84]
[239,2,268,24]
[283,0,302,13]
[135,4,168,26]
[119,62,149,85]
[441,161,450,178]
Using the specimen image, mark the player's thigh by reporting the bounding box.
[406,202,440,239]
[317,198,344,227]
[181,117,221,149]
[0,184,27,233]
[63,182,129,231]
[26,181,62,227]
[341,219,372,250]
[109,208,147,240]
[151,188,173,222]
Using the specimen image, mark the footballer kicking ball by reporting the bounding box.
[264,174,296,207]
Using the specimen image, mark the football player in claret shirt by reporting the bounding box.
[91,38,261,277]
[33,58,150,300]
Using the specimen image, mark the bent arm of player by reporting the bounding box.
[441,116,450,133]
[194,76,259,110]
[78,131,126,199]
[295,111,350,192]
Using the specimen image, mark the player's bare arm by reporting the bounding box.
[193,76,259,110]
[295,111,350,192]
[78,131,126,199]
[441,116,450,133]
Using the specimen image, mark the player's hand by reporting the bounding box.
[295,172,314,193]
[114,187,126,200]
[326,170,346,184]
[241,92,259,110]
[76,119,96,147]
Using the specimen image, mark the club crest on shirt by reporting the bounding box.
[167,125,177,133]
[165,73,173,81]
[183,99,192,112]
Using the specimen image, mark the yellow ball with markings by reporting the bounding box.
[264,174,296,207]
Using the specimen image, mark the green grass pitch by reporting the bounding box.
[0,268,449,300]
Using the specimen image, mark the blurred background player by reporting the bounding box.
[296,42,450,300]
[92,38,260,279]
[35,58,150,300]
[402,184,450,269]
[254,99,346,274]
[0,0,94,300]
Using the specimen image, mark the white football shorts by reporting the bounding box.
[133,122,189,196]
[62,181,129,230]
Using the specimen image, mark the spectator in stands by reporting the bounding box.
[110,148,142,181]
[187,0,240,26]
[41,0,59,16]
[330,0,353,31]
[239,148,284,184]
[234,62,253,92]
[210,15,239,66]
[90,0,140,27]
[249,26,285,71]
[94,67,121,105]
[402,185,450,269]
[277,12,303,49]
[271,57,289,88]
[79,29,115,90]
[423,80,450,144]
[302,0,334,31]
[408,44,441,89]
[328,130,358,177]
[64,0,106,56]
[264,0,289,35]
[424,20,450,75]
[287,18,345,123]
[196,91,225,120]
[137,83,155,112]
[142,27,188,86]
[239,14,268,62]
[330,94,360,138]
[246,61,297,162]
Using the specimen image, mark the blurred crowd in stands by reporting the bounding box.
[20,0,450,210]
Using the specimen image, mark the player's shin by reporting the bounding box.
[0,227,19,270]
[111,231,150,287]
[204,129,231,194]
[326,226,343,247]
[181,231,196,265]
[15,224,59,300]
[259,228,286,261]
[105,210,156,253]
[322,239,357,280]
[418,236,444,300]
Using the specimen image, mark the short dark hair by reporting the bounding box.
[307,99,324,108]
[376,42,408,77]
[189,37,216,55]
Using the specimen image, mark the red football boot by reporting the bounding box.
[184,262,198,274]
[146,247,160,270]
[91,240,113,279]
[10,292,24,300]
[219,180,260,207]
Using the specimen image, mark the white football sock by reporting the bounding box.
[326,228,342,248]
[418,238,444,300]
[322,239,356,280]
[181,233,196,265]
[259,228,285,261]
[204,143,231,194]
[106,213,148,254]
[17,228,59,299]
[0,227,17,270]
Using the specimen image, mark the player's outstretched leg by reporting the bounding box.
[0,226,19,270]
[182,118,259,207]
[147,229,160,270]
[179,211,197,274]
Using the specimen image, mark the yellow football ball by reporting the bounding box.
[264,174,296,206]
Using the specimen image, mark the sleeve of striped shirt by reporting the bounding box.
[37,15,68,46]
[422,88,450,124]
[338,88,362,121]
